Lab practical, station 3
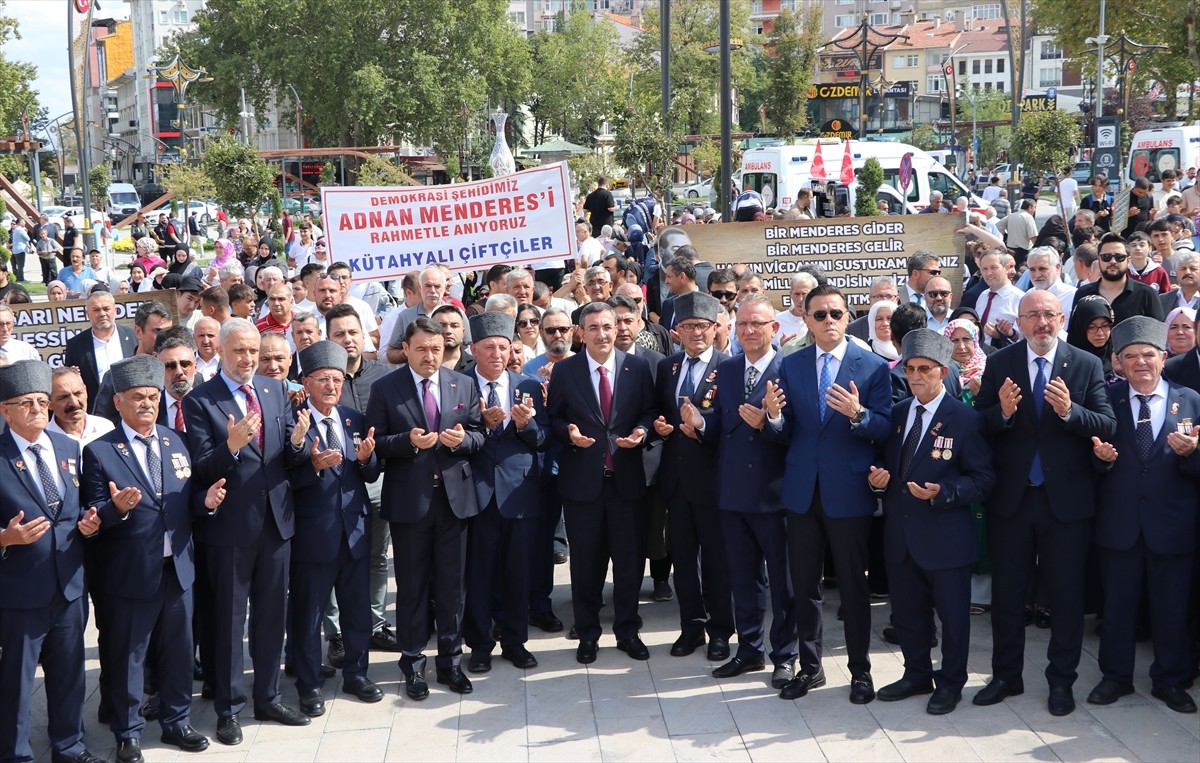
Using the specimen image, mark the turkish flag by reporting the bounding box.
[840,140,855,186]
[811,139,827,181]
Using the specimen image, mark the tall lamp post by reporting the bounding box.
[704,24,743,221]
[147,51,211,164]
[67,0,98,249]
[284,83,304,211]
[824,15,908,141]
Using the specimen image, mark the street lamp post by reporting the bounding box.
[718,0,732,222]
[67,0,98,250]
[285,83,304,212]
[825,15,908,140]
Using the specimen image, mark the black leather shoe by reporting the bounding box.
[617,637,650,661]
[326,635,346,668]
[60,753,104,763]
[254,702,311,726]
[973,678,1024,706]
[468,651,493,673]
[882,625,937,647]
[926,687,962,715]
[707,636,730,661]
[193,658,204,682]
[406,672,429,701]
[1152,686,1198,713]
[877,677,934,702]
[299,688,325,717]
[1035,608,1052,629]
[849,672,875,704]
[501,645,538,669]
[436,666,474,694]
[160,725,210,752]
[342,676,384,703]
[216,715,243,746]
[370,624,401,651]
[653,580,674,602]
[567,625,579,640]
[529,612,564,633]
[576,640,599,665]
[713,656,765,679]
[670,632,705,657]
[771,664,795,689]
[1087,679,1134,706]
[320,664,336,678]
[116,739,143,763]
[780,668,826,699]
[1048,686,1075,716]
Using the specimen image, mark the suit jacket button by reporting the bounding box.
[260,489,267,497]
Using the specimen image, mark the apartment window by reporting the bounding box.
[1041,41,1063,60]
[896,55,918,68]
[1039,69,1061,88]
[997,58,1005,73]
[173,9,188,24]
[750,0,763,14]
[834,14,855,27]
[973,3,1001,19]
[869,13,889,25]
[158,9,169,24]
[983,59,992,74]
[984,82,993,91]
[958,60,966,75]
[753,23,765,35]
[927,75,945,93]
[996,81,1004,92]
[836,0,854,4]
[779,0,799,9]
[972,60,981,75]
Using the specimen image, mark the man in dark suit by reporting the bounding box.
[0,360,103,763]
[84,355,220,762]
[869,331,995,715]
[765,284,893,704]
[546,301,657,664]
[973,289,1117,716]
[183,317,309,745]
[464,313,547,673]
[154,328,198,432]
[63,290,138,414]
[652,292,733,660]
[366,316,485,701]
[700,295,797,689]
[286,341,383,719]
[1088,317,1200,714]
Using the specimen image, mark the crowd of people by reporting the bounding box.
[0,182,1197,763]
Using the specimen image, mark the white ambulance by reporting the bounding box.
[1125,125,1200,190]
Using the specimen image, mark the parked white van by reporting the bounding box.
[1126,126,1200,190]
[738,140,986,214]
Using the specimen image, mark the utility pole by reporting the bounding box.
[660,0,671,211]
[68,0,97,251]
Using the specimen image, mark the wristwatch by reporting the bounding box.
[850,407,867,425]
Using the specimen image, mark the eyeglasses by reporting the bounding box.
[925,290,951,298]
[308,375,344,386]
[676,321,713,333]
[737,319,775,330]
[543,326,571,335]
[902,364,941,376]
[163,359,195,371]
[711,290,736,300]
[1099,253,1129,262]
[869,293,897,302]
[1020,311,1062,322]
[1086,323,1113,334]
[810,309,846,321]
[3,397,50,410]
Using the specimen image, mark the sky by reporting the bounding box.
[5,0,131,123]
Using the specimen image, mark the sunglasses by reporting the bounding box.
[925,290,951,298]
[163,359,194,371]
[1099,253,1129,262]
[810,309,846,321]
[517,318,540,328]
[711,290,736,300]
[544,326,571,335]
[920,269,942,276]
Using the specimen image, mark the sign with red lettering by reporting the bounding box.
[321,162,576,281]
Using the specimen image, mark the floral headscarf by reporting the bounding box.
[943,318,987,385]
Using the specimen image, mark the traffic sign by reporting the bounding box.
[1046,87,1057,99]
[899,152,914,193]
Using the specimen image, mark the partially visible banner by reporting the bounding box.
[322,162,577,281]
[9,290,178,366]
[684,213,966,310]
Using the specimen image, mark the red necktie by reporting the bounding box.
[979,290,997,330]
[239,384,264,449]
[598,366,614,471]
[174,400,186,432]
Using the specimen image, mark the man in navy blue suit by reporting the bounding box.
[63,290,138,414]
[1088,317,1200,714]
[366,316,485,701]
[973,289,1116,716]
[701,295,796,689]
[0,360,103,763]
[84,355,223,762]
[464,312,547,673]
[765,284,894,704]
[546,301,657,664]
[183,317,309,744]
[286,341,383,719]
[868,331,995,715]
[653,292,733,661]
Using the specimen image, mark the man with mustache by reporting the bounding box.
[47,367,115,445]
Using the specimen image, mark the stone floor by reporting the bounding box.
[27,563,1200,762]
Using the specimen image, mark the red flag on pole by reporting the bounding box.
[840,140,855,186]
[811,139,827,181]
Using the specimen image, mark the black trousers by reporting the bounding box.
[290,538,372,692]
[563,478,646,643]
[887,551,971,692]
[988,485,1090,688]
[719,510,797,666]
[464,502,535,652]
[669,493,733,640]
[787,491,873,677]
[529,473,560,617]
[391,484,467,675]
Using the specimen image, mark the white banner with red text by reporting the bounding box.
[321,162,576,281]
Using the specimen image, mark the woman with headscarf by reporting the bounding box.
[46,280,68,302]
[203,238,239,286]
[132,236,166,274]
[867,300,899,362]
[1165,306,1196,357]
[1066,294,1118,384]
[126,262,153,293]
[168,245,203,280]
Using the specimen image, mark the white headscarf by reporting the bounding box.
[867,300,900,361]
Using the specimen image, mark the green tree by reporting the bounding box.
[763,5,821,139]
[175,0,530,163]
[956,88,1012,168]
[528,7,625,147]
[88,166,111,208]
[354,154,419,187]
[855,157,883,217]
[0,2,38,142]
[612,103,677,196]
[1011,109,1081,208]
[909,124,940,151]
[201,134,277,218]
[162,163,215,245]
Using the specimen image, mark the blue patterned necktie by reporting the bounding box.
[27,444,62,519]
[900,405,926,480]
[745,365,759,398]
[1029,357,1047,485]
[1135,395,1154,461]
[323,418,344,475]
[818,352,833,420]
[680,356,700,399]
[136,435,162,496]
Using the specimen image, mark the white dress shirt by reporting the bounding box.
[1127,378,1168,440]
[11,429,66,503]
[0,339,41,362]
[46,414,115,446]
[92,330,126,380]
[585,351,618,409]
[308,402,350,454]
[476,371,511,428]
[410,367,441,429]
[814,339,849,389]
[675,346,715,398]
[120,422,171,556]
[902,387,946,444]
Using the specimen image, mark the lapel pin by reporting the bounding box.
[1171,402,1180,415]
[15,459,25,471]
